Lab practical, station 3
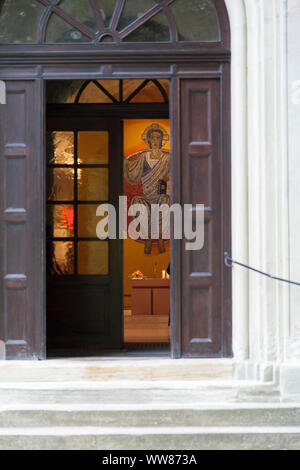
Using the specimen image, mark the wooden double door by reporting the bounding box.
[0,77,231,359]
[46,117,123,354]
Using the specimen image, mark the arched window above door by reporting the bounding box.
[47,79,169,104]
[0,0,225,45]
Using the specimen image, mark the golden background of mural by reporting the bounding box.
[123,119,170,308]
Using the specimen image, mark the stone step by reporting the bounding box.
[0,381,279,405]
[0,404,298,428]
[0,359,234,383]
[0,380,280,405]
[0,426,299,450]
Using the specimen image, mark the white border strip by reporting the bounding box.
[0,340,5,360]
[0,80,6,104]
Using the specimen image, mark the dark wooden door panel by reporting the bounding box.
[47,281,111,349]
[46,118,123,355]
[181,78,228,358]
[0,80,44,359]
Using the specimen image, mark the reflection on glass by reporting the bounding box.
[47,241,74,275]
[78,204,108,238]
[0,0,45,44]
[123,12,170,42]
[78,132,109,164]
[118,0,156,31]
[95,0,117,27]
[47,205,74,238]
[78,241,109,275]
[78,168,108,201]
[59,0,97,32]
[47,168,74,201]
[47,132,74,165]
[170,0,220,42]
[46,12,90,43]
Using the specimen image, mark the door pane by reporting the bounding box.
[78,168,109,201]
[47,205,74,238]
[47,241,74,275]
[0,0,45,44]
[78,241,109,274]
[170,0,220,42]
[78,204,108,238]
[47,132,74,165]
[78,131,109,164]
[47,168,74,201]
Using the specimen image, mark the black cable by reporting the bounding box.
[224,252,300,287]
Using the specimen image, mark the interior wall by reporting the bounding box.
[124,240,169,308]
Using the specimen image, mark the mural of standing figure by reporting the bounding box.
[124,123,170,255]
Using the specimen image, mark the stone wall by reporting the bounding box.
[226,0,290,382]
[287,0,300,360]
[226,0,300,397]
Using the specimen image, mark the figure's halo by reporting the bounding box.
[141,123,169,147]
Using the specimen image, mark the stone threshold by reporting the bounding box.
[0,358,235,383]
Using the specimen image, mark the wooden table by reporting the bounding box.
[131,279,170,316]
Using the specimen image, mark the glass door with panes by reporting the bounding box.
[46,118,123,355]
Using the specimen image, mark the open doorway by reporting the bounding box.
[45,79,170,357]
